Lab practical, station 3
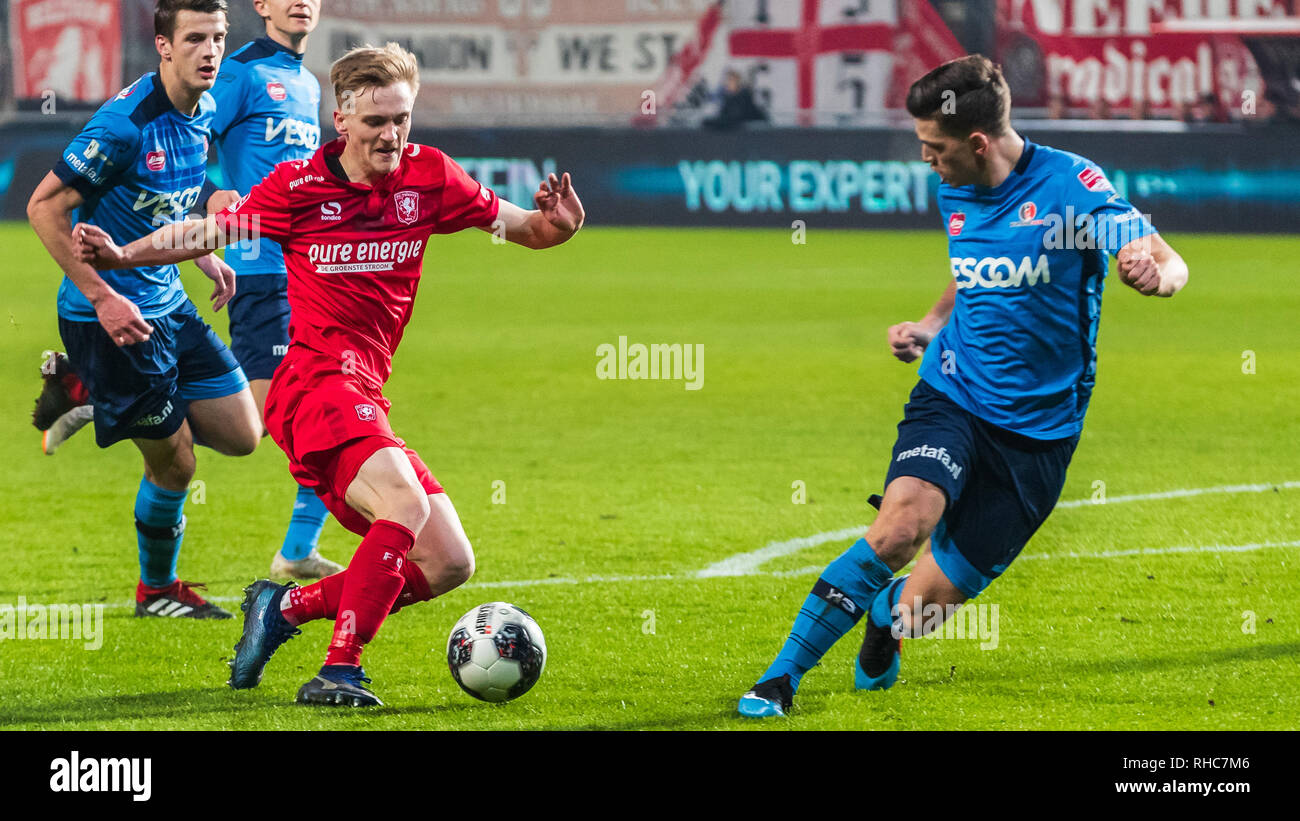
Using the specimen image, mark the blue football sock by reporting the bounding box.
[759,537,895,691]
[870,575,909,629]
[135,477,188,588]
[279,484,328,561]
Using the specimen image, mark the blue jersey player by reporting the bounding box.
[27,0,261,619]
[201,0,343,580]
[738,55,1189,717]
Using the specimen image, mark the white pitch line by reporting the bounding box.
[76,537,1300,611]
[1055,480,1300,509]
[696,480,1300,577]
[40,481,1300,610]
[1022,539,1300,561]
[695,526,866,578]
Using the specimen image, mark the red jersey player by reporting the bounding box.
[75,43,585,706]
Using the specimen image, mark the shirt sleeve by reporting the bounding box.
[1067,159,1157,254]
[212,161,294,243]
[52,112,141,197]
[434,153,501,234]
[208,63,246,140]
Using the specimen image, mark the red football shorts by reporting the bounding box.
[265,350,443,536]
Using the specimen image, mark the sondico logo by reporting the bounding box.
[320,201,342,222]
[950,255,1051,290]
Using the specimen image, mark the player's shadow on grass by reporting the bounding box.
[0,687,297,727]
[985,640,1300,682]
[385,700,726,730]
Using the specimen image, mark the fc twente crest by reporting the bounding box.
[394,191,419,225]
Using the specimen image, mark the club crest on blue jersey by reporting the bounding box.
[1010,200,1045,227]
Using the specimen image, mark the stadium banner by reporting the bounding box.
[306,0,716,126]
[303,0,966,126]
[994,0,1286,115]
[297,1,1297,125]
[0,123,1296,231]
[8,0,123,105]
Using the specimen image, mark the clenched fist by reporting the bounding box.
[889,321,935,363]
[1117,246,1162,296]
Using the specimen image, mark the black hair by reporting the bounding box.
[155,0,228,39]
[906,54,1012,137]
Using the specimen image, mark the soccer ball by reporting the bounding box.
[447,602,547,703]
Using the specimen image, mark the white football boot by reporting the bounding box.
[270,549,345,580]
[42,404,94,455]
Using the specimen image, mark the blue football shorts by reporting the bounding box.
[59,299,247,447]
[883,379,1079,598]
[226,273,290,382]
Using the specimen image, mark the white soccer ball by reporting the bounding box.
[447,602,547,703]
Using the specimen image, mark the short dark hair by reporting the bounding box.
[155,0,228,39]
[906,54,1011,137]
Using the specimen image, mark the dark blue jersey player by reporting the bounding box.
[33,1,340,580]
[27,0,261,619]
[203,0,341,581]
[739,55,1189,717]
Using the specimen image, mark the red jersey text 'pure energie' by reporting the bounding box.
[213,137,501,387]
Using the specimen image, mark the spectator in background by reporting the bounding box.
[1089,96,1111,120]
[703,70,768,131]
[1196,93,1227,123]
[1046,92,1067,119]
[1132,97,1152,120]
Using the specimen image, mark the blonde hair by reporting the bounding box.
[330,42,420,109]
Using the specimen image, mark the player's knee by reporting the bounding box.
[237,428,261,456]
[228,412,263,456]
[435,548,475,590]
[225,428,261,457]
[868,514,931,564]
[377,487,430,534]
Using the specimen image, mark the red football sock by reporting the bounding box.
[280,554,434,624]
[324,520,414,667]
[280,573,345,626]
[390,558,434,614]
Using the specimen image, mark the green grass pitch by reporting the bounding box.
[0,222,1296,730]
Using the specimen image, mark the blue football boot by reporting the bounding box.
[228,580,300,689]
[854,620,901,690]
[296,665,383,707]
[737,673,794,718]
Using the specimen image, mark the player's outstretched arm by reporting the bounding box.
[75,215,228,270]
[1117,233,1188,298]
[75,216,236,312]
[489,172,585,250]
[889,281,956,363]
[27,172,155,345]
